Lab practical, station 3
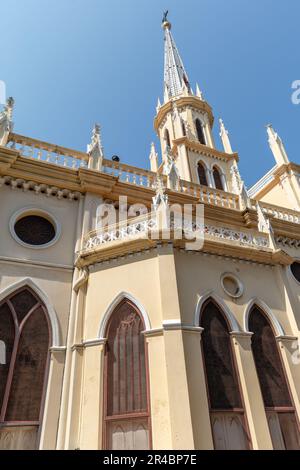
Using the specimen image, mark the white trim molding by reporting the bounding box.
[98,291,152,339]
[243,297,285,337]
[0,278,62,347]
[194,290,241,332]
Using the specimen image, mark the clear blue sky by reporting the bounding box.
[1,0,299,187]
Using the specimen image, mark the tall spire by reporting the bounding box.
[162,12,191,102]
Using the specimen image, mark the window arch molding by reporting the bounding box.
[194,290,241,333]
[98,292,151,340]
[243,298,285,337]
[0,278,61,347]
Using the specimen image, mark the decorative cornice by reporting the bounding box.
[173,137,239,163]
[50,346,67,353]
[71,338,107,351]
[0,174,81,201]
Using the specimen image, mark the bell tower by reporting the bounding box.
[154,13,239,195]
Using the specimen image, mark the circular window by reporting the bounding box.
[10,208,60,249]
[221,273,244,298]
[291,262,300,283]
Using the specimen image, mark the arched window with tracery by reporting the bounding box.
[212,166,224,190]
[200,300,250,450]
[0,287,50,450]
[249,306,300,449]
[103,299,151,450]
[197,161,208,186]
[195,118,206,145]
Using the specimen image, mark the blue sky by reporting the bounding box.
[1,0,299,187]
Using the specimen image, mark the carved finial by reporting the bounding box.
[266,124,289,166]
[149,142,159,172]
[152,176,168,210]
[196,84,203,100]
[87,123,104,170]
[156,97,162,113]
[219,118,233,154]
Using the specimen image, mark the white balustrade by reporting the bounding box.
[260,203,300,225]
[8,135,88,169]
[82,213,269,253]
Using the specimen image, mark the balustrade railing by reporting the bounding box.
[7,133,88,169]
[5,134,247,213]
[101,159,159,188]
[82,212,269,253]
[259,202,300,225]
[178,179,239,209]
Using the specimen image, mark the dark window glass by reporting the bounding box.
[6,307,49,421]
[291,262,300,283]
[0,304,15,410]
[0,289,50,424]
[10,289,38,323]
[181,120,186,136]
[164,129,171,148]
[250,307,300,450]
[201,301,242,410]
[14,215,55,246]
[195,119,206,145]
[106,300,147,416]
[197,162,208,186]
[249,307,291,408]
[213,167,224,190]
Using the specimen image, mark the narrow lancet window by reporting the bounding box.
[200,300,250,450]
[249,307,300,450]
[195,119,206,145]
[104,299,151,450]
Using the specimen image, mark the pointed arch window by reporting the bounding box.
[103,299,151,450]
[195,118,206,145]
[212,166,224,190]
[0,287,50,450]
[249,307,300,450]
[197,161,208,186]
[200,300,250,449]
[181,120,186,137]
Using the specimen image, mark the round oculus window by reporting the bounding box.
[291,262,300,283]
[14,215,56,246]
[221,273,244,298]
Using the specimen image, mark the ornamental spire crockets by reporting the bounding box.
[162,12,191,102]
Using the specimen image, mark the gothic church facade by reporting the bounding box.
[0,18,300,450]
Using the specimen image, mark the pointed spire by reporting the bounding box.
[266,124,289,166]
[162,13,191,102]
[87,123,104,171]
[219,118,233,154]
[149,142,159,172]
[196,83,204,100]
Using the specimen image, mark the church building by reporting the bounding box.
[0,16,300,450]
